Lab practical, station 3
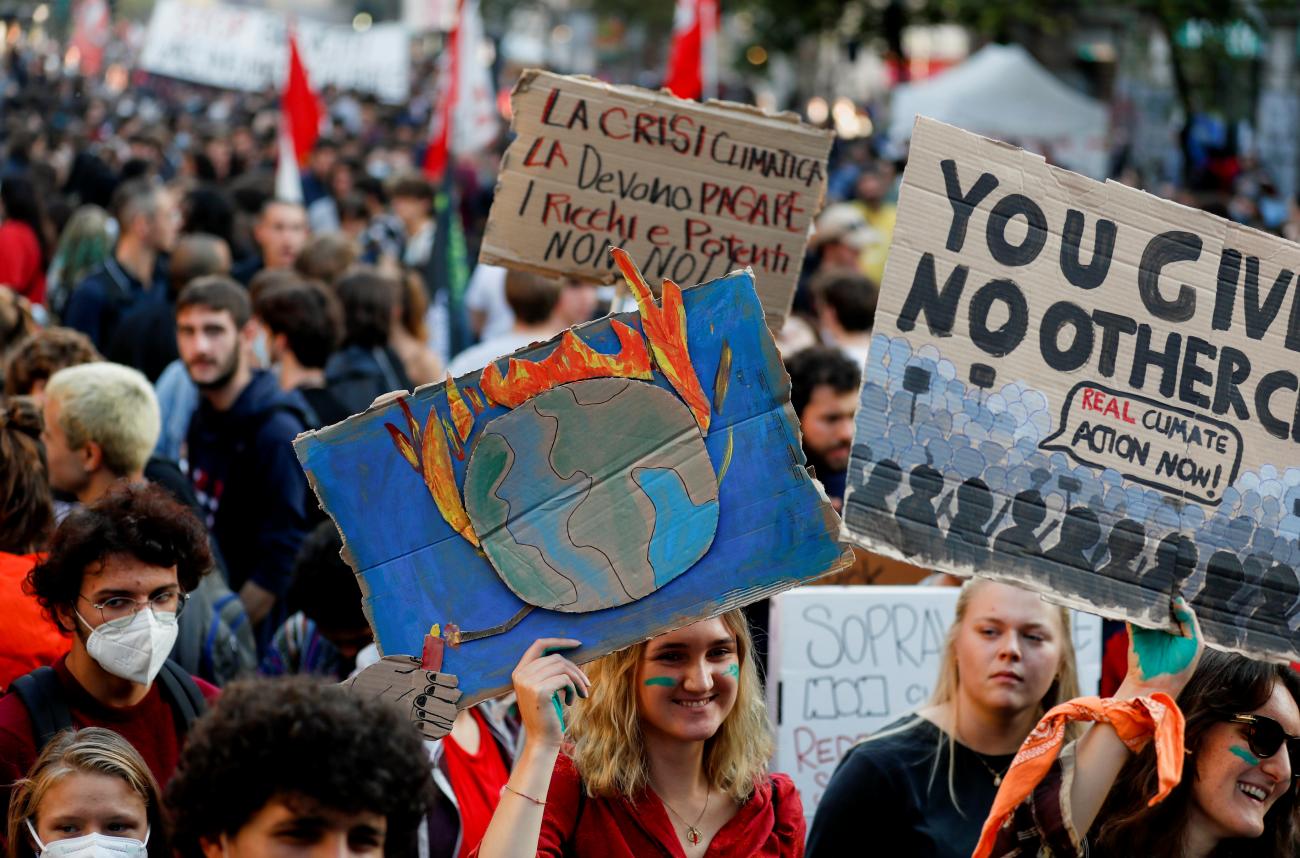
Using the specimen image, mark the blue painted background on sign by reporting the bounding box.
[295,270,848,703]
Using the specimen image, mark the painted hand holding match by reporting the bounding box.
[342,655,463,740]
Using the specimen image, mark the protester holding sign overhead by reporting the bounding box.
[475,610,804,857]
[974,600,1300,858]
[806,579,1079,858]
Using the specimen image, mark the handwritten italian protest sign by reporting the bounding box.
[844,117,1300,660]
[769,586,1101,824]
[480,71,834,331]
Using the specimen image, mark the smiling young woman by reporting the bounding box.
[806,579,1080,858]
[474,609,803,858]
[981,605,1300,858]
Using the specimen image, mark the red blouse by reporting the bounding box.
[506,753,805,858]
[443,707,511,858]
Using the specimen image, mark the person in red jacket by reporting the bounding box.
[0,397,69,690]
[0,483,220,827]
[477,609,804,858]
[0,175,50,306]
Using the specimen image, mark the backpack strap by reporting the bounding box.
[155,660,207,731]
[10,667,74,751]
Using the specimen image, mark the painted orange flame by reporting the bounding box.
[445,374,473,441]
[612,248,711,433]
[479,320,653,408]
[384,397,479,547]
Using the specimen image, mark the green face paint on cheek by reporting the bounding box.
[1230,745,1261,766]
[644,677,676,687]
[724,663,740,679]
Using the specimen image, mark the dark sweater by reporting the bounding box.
[806,715,1015,858]
[186,370,311,601]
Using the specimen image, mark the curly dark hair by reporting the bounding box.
[784,345,862,419]
[28,482,213,632]
[1094,650,1300,857]
[165,676,435,857]
[4,327,101,397]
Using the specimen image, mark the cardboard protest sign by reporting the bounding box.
[480,70,834,332]
[140,0,410,103]
[843,117,1300,660]
[769,586,1101,824]
[297,255,850,733]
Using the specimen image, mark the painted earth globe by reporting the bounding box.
[463,377,719,612]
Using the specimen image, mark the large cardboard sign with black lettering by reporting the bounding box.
[480,70,833,332]
[769,586,1102,825]
[843,118,1300,659]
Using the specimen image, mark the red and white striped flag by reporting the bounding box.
[664,0,718,101]
[423,0,498,180]
[275,31,322,203]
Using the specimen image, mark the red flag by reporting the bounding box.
[423,0,496,180]
[70,0,110,77]
[664,0,718,101]
[282,32,322,166]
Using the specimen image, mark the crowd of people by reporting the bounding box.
[2,27,1300,858]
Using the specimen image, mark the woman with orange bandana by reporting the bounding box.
[974,598,1300,858]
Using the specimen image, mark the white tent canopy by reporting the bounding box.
[889,44,1108,176]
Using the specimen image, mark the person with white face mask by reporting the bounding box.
[6,727,168,858]
[0,484,220,832]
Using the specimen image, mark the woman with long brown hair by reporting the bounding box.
[806,579,1080,857]
[979,601,1300,858]
[476,609,803,857]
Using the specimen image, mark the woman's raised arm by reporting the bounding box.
[1068,597,1202,834]
[476,638,590,858]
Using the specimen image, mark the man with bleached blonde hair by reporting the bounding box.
[41,362,162,505]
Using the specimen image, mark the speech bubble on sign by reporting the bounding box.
[1040,381,1243,507]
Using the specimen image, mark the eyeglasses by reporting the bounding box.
[1228,714,1300,774]
[79,591,189,628]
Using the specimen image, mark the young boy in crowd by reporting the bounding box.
[166,676,434,857]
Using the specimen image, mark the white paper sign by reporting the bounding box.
[768,586,1102,824]
[139,0,410,103]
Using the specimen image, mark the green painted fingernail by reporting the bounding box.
[551,693,566,731]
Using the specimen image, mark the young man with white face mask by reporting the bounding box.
[0,483,219,823]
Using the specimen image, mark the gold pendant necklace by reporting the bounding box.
[657,788,710,846]
[974,751,1010,786]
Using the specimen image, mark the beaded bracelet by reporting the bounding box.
[500,783,546,806]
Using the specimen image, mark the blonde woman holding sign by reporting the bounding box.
[806,579,1080,858]
[474,609,804,857]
